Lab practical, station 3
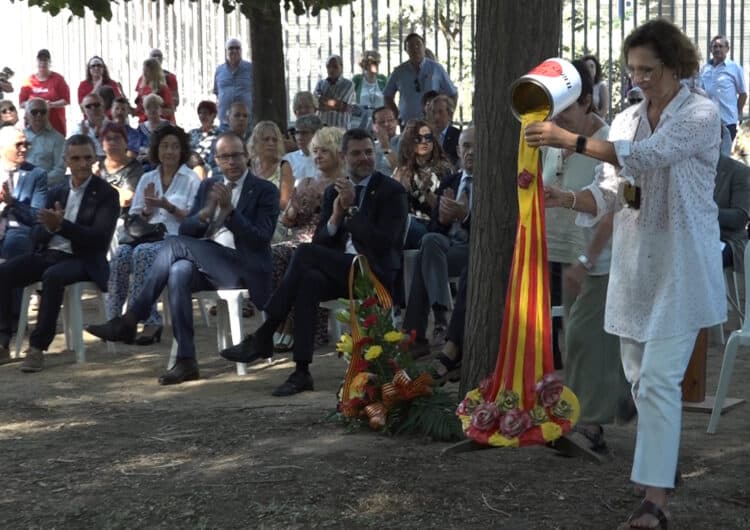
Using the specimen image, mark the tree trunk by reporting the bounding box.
[460,1,562,396]
[249,2,289,131]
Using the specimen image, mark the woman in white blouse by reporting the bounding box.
[526,19,724,530]
[107,124,200,345]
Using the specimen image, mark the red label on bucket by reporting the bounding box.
[529,61,563,77]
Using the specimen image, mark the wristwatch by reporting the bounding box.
[577,254,594,271]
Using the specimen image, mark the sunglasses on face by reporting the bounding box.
[1,107,16,114]
[228,46,240,51]
[15,141,31,149]
[84,102,102,110]
[414,133,434,144]
[29,109,47,116]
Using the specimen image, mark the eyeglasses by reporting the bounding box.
[15,141,31,149]
[0,107,16,114]
[84,102,102,110]
[29,109,47,116]
[414,78,421,93]
[625,63,663,82]
[228,46,241,51]
[414,133,434,144]
[89,63,104,68]
[215,152,245,161]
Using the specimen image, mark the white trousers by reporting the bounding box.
[620,330,698,488]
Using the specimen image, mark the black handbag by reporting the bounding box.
[117,214,166,246]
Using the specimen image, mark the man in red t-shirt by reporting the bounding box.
[19,49,70,136]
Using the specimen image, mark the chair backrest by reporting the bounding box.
[743,244,750,330]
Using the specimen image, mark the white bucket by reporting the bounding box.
[510,58,582,121]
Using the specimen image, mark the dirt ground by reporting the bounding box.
[1,298,749,529]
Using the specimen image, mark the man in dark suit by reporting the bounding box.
[87,132,280,385]
[427,94,461,167]
[0,126,48,259]
[403,127,474,355]
[221,128,408,396]
[0,134,118,370]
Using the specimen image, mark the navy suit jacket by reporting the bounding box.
[429,171,471,236]
[180,173,280,300]
[313,171,408,284]
[31,176,119,291]
[4,162,48,228]
[442,125,461,167]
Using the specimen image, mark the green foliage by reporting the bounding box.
[12,0,354,23]
[394,391,464,442]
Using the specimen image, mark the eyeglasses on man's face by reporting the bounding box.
[29,109,47,116]
[84,102,102,110]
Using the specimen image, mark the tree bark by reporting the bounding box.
[460,1,562,395]
[249,2,289,131]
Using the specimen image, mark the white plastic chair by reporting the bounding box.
[166,289,250,375]
[707,245,750,433]
[15,281,115,363]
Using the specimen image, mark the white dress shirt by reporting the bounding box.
[211,172,247,250]
[47,175,93,254]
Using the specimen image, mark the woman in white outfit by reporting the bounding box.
[526,19,725,530]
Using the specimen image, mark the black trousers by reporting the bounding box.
[0,250,91,351]
[263,243,356,364]
[446,266,468,354]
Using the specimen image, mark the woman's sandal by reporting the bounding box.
[430,353,461,385]
[618,499,669,529]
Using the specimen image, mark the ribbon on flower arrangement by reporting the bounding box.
[456,102,580,447]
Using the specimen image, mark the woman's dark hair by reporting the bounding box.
[397,119,452,175]
[622,18,700,79]
[571,59,595,112]
[197,100,218,114]
[149,123,190,166]
[580,54,602,83]
[85,55,112,84]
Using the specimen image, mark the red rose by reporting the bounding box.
[518,169,534,189]
[363,314,378,328]
[535,373,564,407]
[361,297,378,308]
[470,402,501,432]
[478,377,493,397]
[499,408,532,438]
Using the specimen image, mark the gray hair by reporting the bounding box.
[295,114,323,132]
[24,97,48,113]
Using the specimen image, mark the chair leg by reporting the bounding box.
[14,285,35,358]
[707,332,741,434]
[198,295,210,327]
[167,339,178,371]
[161,289,171,327]
[224,293,247,376]
[96,291,116,354]
[66,284,86,363]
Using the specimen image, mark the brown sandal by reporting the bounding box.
[619,499,669,529]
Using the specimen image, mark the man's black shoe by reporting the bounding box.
[219,333,272,364]
[86,316,137,344]
[271,371,314,397]
[158,358,200,385]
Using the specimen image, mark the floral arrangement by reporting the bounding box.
[333,256,462,441]
[457,374,579,447]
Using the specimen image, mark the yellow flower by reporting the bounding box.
[336,334,353,355]
[384,330,404,343]
[540,422,563,442]
[364,345,383,360]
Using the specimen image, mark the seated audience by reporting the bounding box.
[109,96,141,158]
[372,105,401,175]
[134,58,174,123]
[0,126,48,259]
[23,98,65,187]
[249,121,294,209]
[426,94,461,167]
[73,92,107,158]
[715,154,750,271]
[77,55,122,105]
[96,85,116,117]
[87,132,280,385]
[136,93,170,169]
[0,134,118,371]
[220,128,408,397]
[106,125,200,345]
[293,91,317,119]
[271,126,345,351]
[393,119,453,249]
[282,114,323,184]
[187,150,208,180]
[97,122,144,212]
[402,127,474,356]
[1,100,19,127]
[188,100,219,169]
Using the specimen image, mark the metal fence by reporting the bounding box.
[3,0,749,131]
